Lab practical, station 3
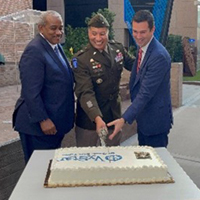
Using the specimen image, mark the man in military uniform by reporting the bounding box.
[72,13,135,147]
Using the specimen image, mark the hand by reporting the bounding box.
[40,118,57,135]
[107,118,125,140]
[94,116,107,134]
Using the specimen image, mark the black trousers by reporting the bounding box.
[19,132,64,164]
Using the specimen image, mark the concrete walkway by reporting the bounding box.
[121,83,200,189]
[0,85,20,146]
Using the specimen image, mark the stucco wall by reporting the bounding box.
[0,64,20,87]
[169,0,197,42]
[109,0,127,45]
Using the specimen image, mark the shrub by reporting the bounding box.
[165,34,183,62]
[63,25,88,60]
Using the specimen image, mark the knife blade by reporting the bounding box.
[98,127,108,146]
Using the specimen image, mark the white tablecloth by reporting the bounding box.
[9,148,200,200]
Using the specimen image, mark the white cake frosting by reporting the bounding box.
[47,146,171,187]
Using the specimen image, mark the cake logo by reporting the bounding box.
[105,154,122,162]
[57,152,122,162]
[134,152,152,159]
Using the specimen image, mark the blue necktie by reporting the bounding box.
[54,46,69,72]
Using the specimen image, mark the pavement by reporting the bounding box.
[0,85,20,146]
[1,83,200,189]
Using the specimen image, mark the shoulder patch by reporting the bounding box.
[72,57,78,69]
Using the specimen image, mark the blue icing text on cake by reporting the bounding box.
[57,152,122,162]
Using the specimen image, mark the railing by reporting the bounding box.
[124,0,135,38]
[152,0,168,40]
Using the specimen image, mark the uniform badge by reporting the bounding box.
[96,78,103,84]
[115,52,123,62]
[90,59,101,70]
[86,101,93,108]
[72,58,78,68]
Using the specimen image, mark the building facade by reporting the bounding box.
[0,0,199,66]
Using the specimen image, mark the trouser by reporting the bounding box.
[137,129,169,148]
[19,132,64,164]
[75,126,122,147]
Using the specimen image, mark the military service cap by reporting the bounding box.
[88,13,110,28]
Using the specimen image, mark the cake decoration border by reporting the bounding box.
[44,159,175,188]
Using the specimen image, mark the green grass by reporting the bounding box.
[183,70,200,81]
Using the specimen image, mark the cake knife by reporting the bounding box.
[98,127,108,146]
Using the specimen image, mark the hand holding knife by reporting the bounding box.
[98,127,108,146]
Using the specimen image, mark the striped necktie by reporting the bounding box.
[137,48,143,73]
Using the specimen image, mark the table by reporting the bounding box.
[9,148,200,200]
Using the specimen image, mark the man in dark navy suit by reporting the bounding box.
[108,10,173,147]
[13,10,75,163]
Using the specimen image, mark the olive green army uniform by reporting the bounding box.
[72,41,135,146]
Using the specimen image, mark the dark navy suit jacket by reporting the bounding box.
[13,34,75,136]
[123,37,173,136]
